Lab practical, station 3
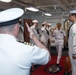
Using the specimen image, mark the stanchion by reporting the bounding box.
[64,56,72,75]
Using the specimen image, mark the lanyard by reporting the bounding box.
[45,28,49,35]
[68,23,74,38]
[35,28,39,34]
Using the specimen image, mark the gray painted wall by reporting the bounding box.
[22,11,66,29]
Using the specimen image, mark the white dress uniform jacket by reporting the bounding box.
[54,29,66,40]
[0,34,49,75]
[30,25,40,44]
[68,22,76,75]
[54,29,66,48]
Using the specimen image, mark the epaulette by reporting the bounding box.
[18,40,34,46]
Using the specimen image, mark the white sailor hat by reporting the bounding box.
[42,22,47,25]
[0,8,24,26]
[70,10,76,14]
[47,23,51,26]
[32,20,38,23]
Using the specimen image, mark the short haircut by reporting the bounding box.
[0,24,16,33]
[71,13,76,17]
[57,23,61,26]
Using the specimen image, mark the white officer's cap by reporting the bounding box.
[70,10,76,14]
[0,8,24,26]
[42,22,47,25]
[47,23,51,26]
[32,20,38,23]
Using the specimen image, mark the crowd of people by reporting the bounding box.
[0,7,76,75]
[30,20,66,66]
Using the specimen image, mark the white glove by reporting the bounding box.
[41,27,45,31]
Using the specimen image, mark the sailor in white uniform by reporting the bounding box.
[0,8,51,75]
[53,23,66,65]
[40,22,49,47]
[68,10,76,75]
[46,23,52,49]
[30,20,40,44]
[17,19,24,41]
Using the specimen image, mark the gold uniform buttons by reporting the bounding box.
[18,40,34,46]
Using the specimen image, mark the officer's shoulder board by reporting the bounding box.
[18,40,34,46]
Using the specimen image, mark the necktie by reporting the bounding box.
[45,28,49,35]
[68,23,74,38]
[35,28,39,34]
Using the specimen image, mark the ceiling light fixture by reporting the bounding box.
[0,0,12,2]
[44,13,52,16]
[25,7,39,12]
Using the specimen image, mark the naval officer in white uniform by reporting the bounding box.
[46,23,52,50]
[40,22,49,47]
[68,10,76,75]
[0,8,51,75]
[52,23,66,65]
[30,20,40,44]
